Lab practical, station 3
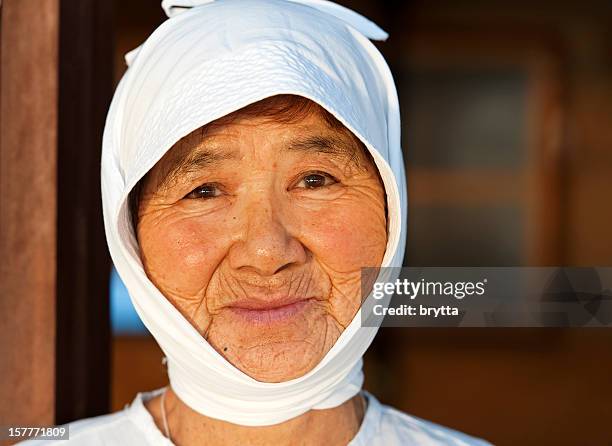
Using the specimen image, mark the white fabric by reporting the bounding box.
[101,0,407,426]
[125,0,389,64]
[18,389,493,445]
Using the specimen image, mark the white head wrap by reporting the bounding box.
[101,0,407,426]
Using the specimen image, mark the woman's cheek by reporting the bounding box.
[301,201,386,271]
[141,215,229,296]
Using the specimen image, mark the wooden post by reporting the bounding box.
[0,0,113,431]
[0,0,59,429]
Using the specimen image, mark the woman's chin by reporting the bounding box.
[207,312,341,382]
[232,342,325,382]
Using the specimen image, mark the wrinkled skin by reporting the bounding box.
[136,110,387,383]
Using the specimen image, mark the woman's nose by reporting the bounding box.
[228,200,307,276]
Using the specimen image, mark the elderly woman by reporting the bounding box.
[25,1,491,445]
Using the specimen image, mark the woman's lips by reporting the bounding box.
[226,298,313,324]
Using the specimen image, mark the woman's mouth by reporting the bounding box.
[226,298,314,324]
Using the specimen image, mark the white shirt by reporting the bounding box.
[20,389,492,445]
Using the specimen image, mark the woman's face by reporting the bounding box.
[137,106,387,382]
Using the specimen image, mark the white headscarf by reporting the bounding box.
[101,0,407,426]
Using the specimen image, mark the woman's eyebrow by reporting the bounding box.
[286,135,363,169]
[157,147,238,191]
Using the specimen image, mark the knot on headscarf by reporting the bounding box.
[125,0,388,66]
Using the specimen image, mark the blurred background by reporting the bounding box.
[1,1,611,445]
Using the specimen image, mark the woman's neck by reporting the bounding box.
[145,386,366,446]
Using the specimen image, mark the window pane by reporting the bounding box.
[405,204,524,266]
[400,68,528,168]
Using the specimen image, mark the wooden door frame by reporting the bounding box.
[55,0,113,425]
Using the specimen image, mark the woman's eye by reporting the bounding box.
[184,183,222,199]
[296,172,337,189]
